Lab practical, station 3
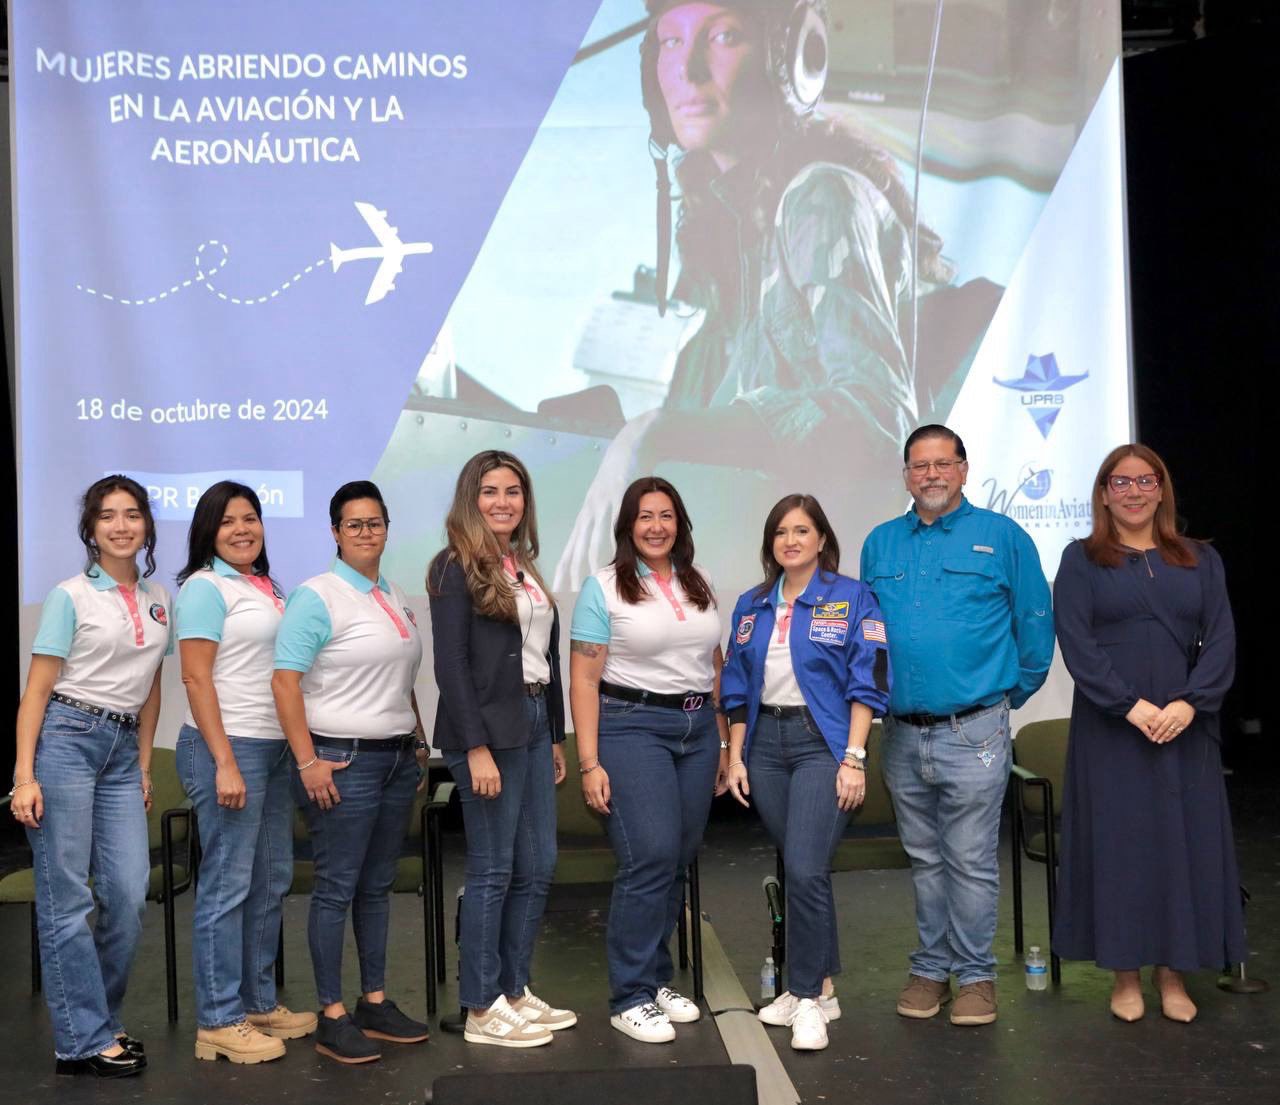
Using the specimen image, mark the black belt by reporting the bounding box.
[600,680,712,712]
[760,703,809,720]
[524,682,546,698]
[49,692,138,728]
[892,702,991,728]
[311,734,416,752]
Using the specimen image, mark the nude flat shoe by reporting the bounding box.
[1109,989,1145,1022]
[1153,967,1198,1023]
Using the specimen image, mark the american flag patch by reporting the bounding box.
[862,619,887,643]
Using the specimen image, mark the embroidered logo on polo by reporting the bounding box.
[736,613,756,644]
[149,603,168,625]
[403,606,417,627]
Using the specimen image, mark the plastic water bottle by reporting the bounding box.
[1025,946,1048,991]
[760,956,777,1002]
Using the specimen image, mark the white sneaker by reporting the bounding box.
[655,986,701,1023]
[610,1001,676,1044]
[758,990,842,1026]
[511,986,578,1030]
[463,995,553,1048]
[789,998,829,1051]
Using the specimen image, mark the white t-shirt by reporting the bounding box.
[32,566,173,715]
[274,559,422,739]
[176,557,286,739]
[761,591,805,707]
[571,562,720,694]
[504,558,553,685]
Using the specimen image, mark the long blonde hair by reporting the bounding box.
[427,451,551,621]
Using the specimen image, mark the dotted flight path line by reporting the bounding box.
[75,241,329,307]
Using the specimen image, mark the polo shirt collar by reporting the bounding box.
[211,556,242,578]
[907,495,972,533]
[86,564,150,593]
[331,557,390,594]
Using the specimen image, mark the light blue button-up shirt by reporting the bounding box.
[859,496,1053,715]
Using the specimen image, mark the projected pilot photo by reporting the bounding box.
[371,0,1122,595]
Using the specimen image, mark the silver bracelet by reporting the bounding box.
[296,756,319,772]
[727,760,745,770]
[8,779,37,797]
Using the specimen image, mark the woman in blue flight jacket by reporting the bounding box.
[722,494,891,1052]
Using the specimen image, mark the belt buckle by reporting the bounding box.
[682,694,704,712]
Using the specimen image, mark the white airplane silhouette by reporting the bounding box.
[329,201,433,306]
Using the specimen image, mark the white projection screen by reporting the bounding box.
[8,1,1132,739]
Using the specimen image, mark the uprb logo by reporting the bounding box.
[994,354,1088,438]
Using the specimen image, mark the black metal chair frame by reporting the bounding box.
[1009,763,1061,985]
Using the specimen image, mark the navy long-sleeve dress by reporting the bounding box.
[1052,539,1246,970]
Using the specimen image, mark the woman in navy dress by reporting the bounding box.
[1053,443,1245,1023]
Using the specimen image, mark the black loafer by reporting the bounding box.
[314,1013,381,1064]
[55,1050,147,1078]
[116,1033,145,1056]
[354,997,430,1043]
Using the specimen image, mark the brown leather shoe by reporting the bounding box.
[950,980,998,1026]
[896,974,953,1019]
[194,1021,287,1063]
[247,1004,319,1039]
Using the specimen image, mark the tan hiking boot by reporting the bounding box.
[950,980,998,1025]
[194,1021,287,1063]
[896,974,952,1019]
[247,1004,319,1039]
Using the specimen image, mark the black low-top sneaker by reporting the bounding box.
[314,1013,382,1064]
[55,1050,147,1078]
[354,997,430,1043]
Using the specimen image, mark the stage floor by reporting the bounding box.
[2,779,1276,1105]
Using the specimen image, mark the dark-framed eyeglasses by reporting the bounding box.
[338,518,387,536]
[1105,473,1161,493]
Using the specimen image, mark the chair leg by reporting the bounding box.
[422,806,436,1018]
[1043,793,1060,987]
[429,810,447,983]
[677,879,689,970]
[30,903,42,993]
[162,818,179,1023]
[688,857,703,1003]
[776,851,787,971]
[275,922,285,987]
[1010,785,1025,957]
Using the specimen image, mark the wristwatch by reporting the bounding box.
[842,746,867,769]
[719,739,730,750]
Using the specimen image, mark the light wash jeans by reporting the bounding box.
[881,702,1010,985]
[27,701,150,1060]
[443,694,558,1010]
[177,725,293,1028]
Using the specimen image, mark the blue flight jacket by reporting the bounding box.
[720,570,892,762]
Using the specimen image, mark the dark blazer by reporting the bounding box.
[427,554,565,752]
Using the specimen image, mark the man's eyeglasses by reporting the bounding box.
[905,459,964,476]
[1105,474,1161,493]
[338,518,387,536]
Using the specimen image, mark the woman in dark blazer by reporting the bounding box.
[428,451,572,1048]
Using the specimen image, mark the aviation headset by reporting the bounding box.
[640,0,830,314]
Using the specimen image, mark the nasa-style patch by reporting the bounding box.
[808,618,848,646]
[815,601,849,620]
[403,607,418,627]
[736,614,756,645]
[149,603,168,626]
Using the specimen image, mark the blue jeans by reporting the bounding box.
[177,726,293,1028]
[291,737,419,1006]
[747,711,852,999]
[443,695,558,1010]
[881,702,1011,986]
[26,701,150,1060]
[598,697,719,1014]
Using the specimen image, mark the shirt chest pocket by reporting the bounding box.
[864,562,907,618]
[939,556,1004,621]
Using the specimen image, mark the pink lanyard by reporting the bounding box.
[245,574,285,614]
[118,585,145,647]
[370,585,410,640]
[775,601,792,644]
[650,572,687,622]
[502,555,544,604]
